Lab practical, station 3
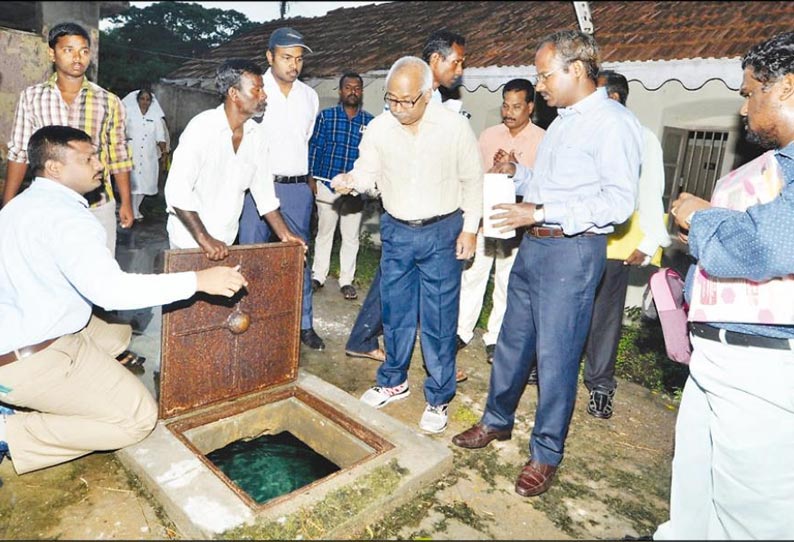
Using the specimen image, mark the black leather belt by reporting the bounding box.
[274,175,309,184]
[526,226,597,238]
[0,337,58,367]
[390,209,459,227]
[689,322,793,350]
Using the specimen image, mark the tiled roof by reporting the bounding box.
[168,1,794,80]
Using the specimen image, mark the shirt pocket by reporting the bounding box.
[551,144,595,188]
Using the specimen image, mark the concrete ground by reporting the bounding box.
[0,209,679,540]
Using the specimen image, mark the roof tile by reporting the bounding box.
[169,1,794,80]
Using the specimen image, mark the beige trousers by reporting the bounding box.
[0,316,157,474]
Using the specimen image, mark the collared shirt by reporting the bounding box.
[607,126,672,260]
[308,104,374,179]
[164,105,280,248]
[0,177,196,354]
[686,141,794,339]
[260,68,319,176]
[478,121,545,171]
[635,127,672,255]
[512,87,642,235]
[7,74,132,206]
[348,101,483,233]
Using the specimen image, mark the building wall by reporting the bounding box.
[0,28,52,182]
[152,83,220,149]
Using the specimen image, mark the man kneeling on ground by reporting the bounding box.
[0,125,247,474]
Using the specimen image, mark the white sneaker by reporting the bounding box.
[419,403,448,433]
[360,381,410,409]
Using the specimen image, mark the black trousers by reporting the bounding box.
[583,258,631,391]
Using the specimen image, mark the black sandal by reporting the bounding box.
[340,284,358,300]
[116,350,146,367]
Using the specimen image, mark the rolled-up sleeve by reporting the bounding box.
[104,94,133,174]
[7,90,33,163]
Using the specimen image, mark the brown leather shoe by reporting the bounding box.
[514,459,558,497]
[451,423,511,449]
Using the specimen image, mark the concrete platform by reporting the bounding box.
[117,370,452,540]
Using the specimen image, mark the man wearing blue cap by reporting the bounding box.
[238,27,325,350]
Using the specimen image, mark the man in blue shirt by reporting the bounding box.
[309,72,374,301]
[452,30,642,498]
[655,32,794,540]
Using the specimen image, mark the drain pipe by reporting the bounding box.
[573,1,594,34]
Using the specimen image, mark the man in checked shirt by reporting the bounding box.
[4,22,134,254]
[308,72,375,302]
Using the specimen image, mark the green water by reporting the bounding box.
[206,431,340,504]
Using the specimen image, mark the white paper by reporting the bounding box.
[482,173,516,239]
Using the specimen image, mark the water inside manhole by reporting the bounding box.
[206,430,341,504]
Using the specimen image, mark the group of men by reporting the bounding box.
[1,16,793,539]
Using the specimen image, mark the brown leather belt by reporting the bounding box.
[527,226,565,238]
[0,338,57,367]
[526,226,598,238]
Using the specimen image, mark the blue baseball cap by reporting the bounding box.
[268,27,313,53]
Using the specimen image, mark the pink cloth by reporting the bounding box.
[689,150,793,324]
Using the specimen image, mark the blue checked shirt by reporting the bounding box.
[686,141,794,338]
[309,104,374,179]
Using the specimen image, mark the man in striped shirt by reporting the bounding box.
[4,22,133,254]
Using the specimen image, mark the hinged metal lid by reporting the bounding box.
[159,243,304,419]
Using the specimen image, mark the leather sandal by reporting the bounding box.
[116,350,146,367]
[340,284,358,300]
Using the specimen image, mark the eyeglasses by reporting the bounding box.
[535,66,564,84]
[384,91,424,109]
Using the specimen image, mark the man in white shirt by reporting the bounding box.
[237,27,325,351]
[346,29,473,384]
[333,56,482,435]
[165,59,301,259]
[0,125,247,474]
[582,70,671,419]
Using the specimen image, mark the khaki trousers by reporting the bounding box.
[0,316,157,474]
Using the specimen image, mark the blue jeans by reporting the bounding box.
[376,211,463,406]
[346,266,383,353]
[238,185,314,330]
[482,233,606,466]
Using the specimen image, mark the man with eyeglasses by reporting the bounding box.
[452,30,642,498]
[344,30,473,384]
[332,56,482,435]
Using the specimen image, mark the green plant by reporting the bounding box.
[612,311,689,396]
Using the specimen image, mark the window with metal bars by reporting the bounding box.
[661,128,730,231]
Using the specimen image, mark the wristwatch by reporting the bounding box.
[532,203,545,224]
